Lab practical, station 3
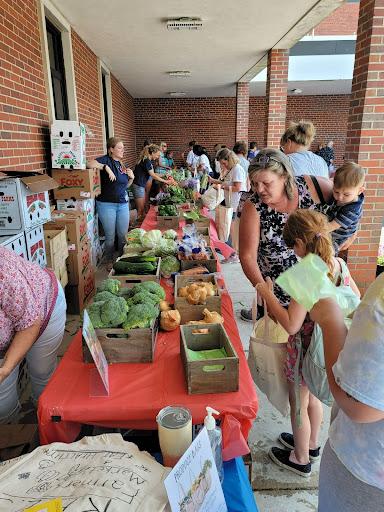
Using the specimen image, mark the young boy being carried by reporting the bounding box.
[323,162,365,252]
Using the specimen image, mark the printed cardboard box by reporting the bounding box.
[0,175,58,233]
[52,169,100,200]
[25,226,47,268]
[45,211,87,251]
[51,120,86,169]
[66,236,91,285]
[44,227,69,271]
[65,265,95,314]
[54,264,68,289]
[56,198,95,223]
[0,232,28,258]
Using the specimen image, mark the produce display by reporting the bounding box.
[160,309,181,331]
[158,204,178,216]
[187,309,224,325]
[87,279,165,331]
[123,228,178,258]
[160,255,180,276]
[156,184,195,205]
[177,225,209,261]
[178,281,217,305]
[113,255,158,276]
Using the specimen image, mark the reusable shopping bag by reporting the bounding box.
[215,186,233,242]
[247,289,290,416]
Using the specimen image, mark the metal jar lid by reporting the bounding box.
[156,406,192,429]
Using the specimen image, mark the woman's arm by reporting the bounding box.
[239,201,265,287]
[0,320,41,384]
[88,158,116,182]
[256,282,307,334]
[310,299,384,423]
[304,175,333,203]
[148,169,175,185]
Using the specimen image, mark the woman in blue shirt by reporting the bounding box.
[89,137,134,266]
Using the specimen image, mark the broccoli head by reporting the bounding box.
[127,290,160,307]
[122,303,158,330]
[87,301,105,329]
[100,296,129,327]
[118,287,134,299]
[97,278,121,296]
[132,281,165,300]
[94,290,116,303]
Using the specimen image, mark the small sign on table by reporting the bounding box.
[82,310,109,397]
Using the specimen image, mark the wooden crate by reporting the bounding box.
[195,218,210,228]
[83,318,159,364]
[156,215,179,230]
[179,248,218,273]
[109,258,161,288]
[174,274,222,324]
[180,323,239,394]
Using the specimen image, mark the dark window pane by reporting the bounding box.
[102,73,110,141]
[46,18,69,120]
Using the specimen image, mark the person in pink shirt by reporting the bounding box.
[0,246,67,422]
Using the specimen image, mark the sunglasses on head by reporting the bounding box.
[254,154,282,168]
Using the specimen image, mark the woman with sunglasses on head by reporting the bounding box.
[239,148,333,476]
[89,137,134,268]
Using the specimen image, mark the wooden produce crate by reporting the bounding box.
[109,257,161,288]
[180,323,239,394]
[179,247,218,273]
[156,215,179,230]
[83,318,159,364]
[195,218,210,228]
[174,274,221,324]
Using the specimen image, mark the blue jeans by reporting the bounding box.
[96,201,129,259]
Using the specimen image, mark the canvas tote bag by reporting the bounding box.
[215,186,233,242]
[247,288,290,416]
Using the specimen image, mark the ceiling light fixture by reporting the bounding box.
[167,71,191,77]
[291,88,303,94]
[166,17,203,31]
[169,92,187,97]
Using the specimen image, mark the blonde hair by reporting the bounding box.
[281,120,316,148]
[248,148,296,200]
[283,210,334,278]
[216,148,239,170]
[138,143,160,163]
[333,162,365,189]
[107,137,123,157]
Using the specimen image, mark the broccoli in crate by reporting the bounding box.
[122,303,159,330]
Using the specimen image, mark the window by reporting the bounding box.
[99,61,114,147]
[102,72,110,141]
[45,18,69,120]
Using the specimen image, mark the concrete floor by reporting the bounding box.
[219,259,331,512]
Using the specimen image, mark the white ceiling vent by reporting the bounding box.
[167,71,191,77]
[166,17,203,31]
[169,92,187,97]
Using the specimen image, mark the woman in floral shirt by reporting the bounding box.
[0,246,66,422]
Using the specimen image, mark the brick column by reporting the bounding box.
[265,49,289,148]
[344,0,384,293]
[236,82,249,142]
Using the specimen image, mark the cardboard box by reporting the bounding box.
[52,169,100,200]
[65,265,95,314]
[0,232,28,259]
[51,120,86,169]
[0,175,58,233]
[25,226,47,267]
[44,227,69,270]
[66,237,91,285]
[45,210,87,251]
[56,198,95,223]
[54,264,68,288]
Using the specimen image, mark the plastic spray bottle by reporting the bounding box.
[204,406,224,484]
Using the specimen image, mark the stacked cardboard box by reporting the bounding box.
[44,227,69,288]
[45,210,94,313]
[0,174,58,266]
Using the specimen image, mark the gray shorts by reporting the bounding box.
[318,440,384,511]
[132,183,145,198]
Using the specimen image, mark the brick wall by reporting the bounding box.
[236,83,250,143]
[0,0,50,173]
[313,2,359,35]
[71,30,104,161]
[265,49,289,148]
[111,75,136,168]
[134,97,236,163]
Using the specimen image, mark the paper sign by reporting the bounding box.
[25,498,63,511]
[164,427,227,512]
[82,310,109,395]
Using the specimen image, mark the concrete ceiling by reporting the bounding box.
[52,0,345,98]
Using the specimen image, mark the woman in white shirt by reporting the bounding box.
[209,148,247,263]
[310,274,384,511]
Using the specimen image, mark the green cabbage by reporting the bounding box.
[163,229,177,240]
[160,255,180,275]
[142,230,163,249]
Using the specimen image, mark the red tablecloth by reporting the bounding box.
[38,209,258,450]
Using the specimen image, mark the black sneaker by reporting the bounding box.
[278,432,321,462]
[269,447,312,477]
[240,308,253,322]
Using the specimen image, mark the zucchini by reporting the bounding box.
[119,255,157,263]
[113,261,157,275]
